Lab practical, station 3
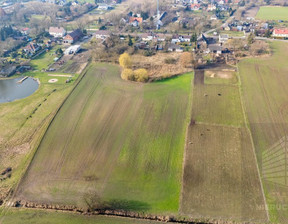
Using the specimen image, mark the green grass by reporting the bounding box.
[239,41,288,223]
[30,47,62,71]
[0,55,80,206]
[0,208,161,224]
[192,84,245,126]
[16,63,193,214]
[256,6,288,21]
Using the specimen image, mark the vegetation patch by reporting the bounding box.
[239,41,288,223]
[16,63,192,214]
[256,6,288,21]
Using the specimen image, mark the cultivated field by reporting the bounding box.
[256,6,288,21]
[16,63,192,214]
[182,124,267,222]
[181,66,268,222]
[192,85,244,126]
[239,42,288,223]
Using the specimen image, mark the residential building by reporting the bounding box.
[273,28,288,38]
[49,27,66,38]
[168,43,184,52]
[23,43,40,55]
[219,34,229,43]
[94,30,110,40]
[63,29,83,44]
[129,17,143,27]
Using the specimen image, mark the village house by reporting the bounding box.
[171,34,190,43]
[129,17,143,27]
[207,44,222,55]
[98,3,113,10]
[21,27,30,36]
[140,33,154,41]
[23,43,40,55]
[190,3,201,11]
[94,30,110,40]
[49,27,66,38]
[272,28,288,38]
[63,29,83,44]
[219,34,229,43]
[168,43,184,52]
[207,4,216,11]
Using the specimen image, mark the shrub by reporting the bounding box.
[164,57,177,64]
[121,69,134,81]
[134,68,148,82]
[119,52,132,68]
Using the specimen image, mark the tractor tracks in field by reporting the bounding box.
[237,64,270,222]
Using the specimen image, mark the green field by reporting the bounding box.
[256,6,288,21]
[0,208,162,224]
[30,47,62,71]
[239,41,288,223]
[16,63,192,214]
[181,68,268,222]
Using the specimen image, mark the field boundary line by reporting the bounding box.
[195,121,242,128]
[179,72,194,215]
[236,63,270,222]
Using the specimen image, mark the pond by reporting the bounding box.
[0,77,39,103]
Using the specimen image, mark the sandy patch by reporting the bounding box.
[48,79,58,83]
[205,70,234,79]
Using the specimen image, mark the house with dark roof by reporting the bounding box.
[94,30,110,40]
[63,29,83,44]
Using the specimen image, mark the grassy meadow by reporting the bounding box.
[16,63,192,214]
[0,208,162,224]
[239,41,288,223]
[0,47,78,201]
[256,6,288,21]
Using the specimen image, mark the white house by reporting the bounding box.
[49,27,66,38]
[273,29,288,38]
[94,30,110,40]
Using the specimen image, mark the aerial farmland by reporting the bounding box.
[2,0,288,223]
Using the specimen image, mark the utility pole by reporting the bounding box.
[156,0,160,30]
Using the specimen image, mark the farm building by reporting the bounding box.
[273,28,288,38]
[63,29,83,44]
[49,27,66,38]
[64,45,81,55]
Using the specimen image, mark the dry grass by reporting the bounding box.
[181,124,268,222]
[132,52,192,78]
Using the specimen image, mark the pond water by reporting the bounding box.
[0,77,39,103]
